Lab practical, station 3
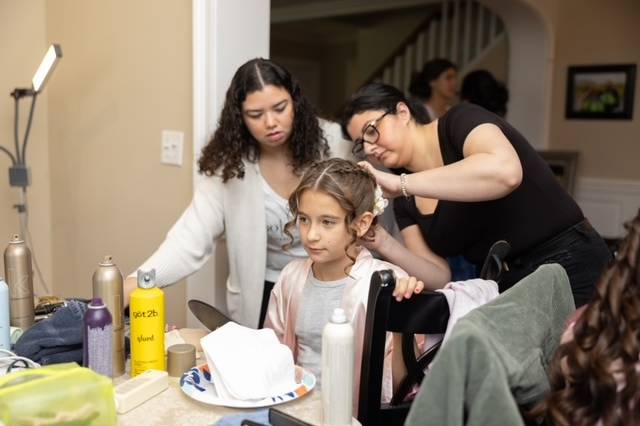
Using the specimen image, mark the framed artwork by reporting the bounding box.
[565,64,636,119]
[538,150,579,196]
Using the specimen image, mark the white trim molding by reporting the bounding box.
[189,0,270,327]
[574,177,640,238]
[479,0,553,150]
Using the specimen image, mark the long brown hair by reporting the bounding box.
[198,58,329,182]
[284,158,378,268]
[534,210,640,425]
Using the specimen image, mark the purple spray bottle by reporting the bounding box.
[83,298,113,377]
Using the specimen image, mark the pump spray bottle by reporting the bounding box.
[130,269,165,376]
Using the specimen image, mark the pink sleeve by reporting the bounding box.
[264,279,286,344]
[560,305,587,344]
[381,333,395,403]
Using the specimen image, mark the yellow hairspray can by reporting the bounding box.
[130,269,165,376]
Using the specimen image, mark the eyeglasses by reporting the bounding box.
[352,110,392,156]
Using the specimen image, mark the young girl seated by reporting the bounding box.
[264,158,424,403]
[535,209,640,425]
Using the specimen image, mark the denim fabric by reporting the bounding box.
[500,220,612,307]
[447,255,478,281]
[14,300,87,365]
[38,348,83,365]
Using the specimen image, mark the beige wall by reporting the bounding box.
[0,0,54,295]
[45,0,193,326]
[548,0,640,180]
[462,35,509,85]
[280,46,357,118]
[272,39,355,118]
[0,0,193,326]
[352,13,427,92]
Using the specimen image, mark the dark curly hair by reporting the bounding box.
[198,58,329,182]
[284,158,379,270]
[461,70,509,117]
[532,209,640,425]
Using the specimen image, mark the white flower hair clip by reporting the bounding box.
[372,185,389,217]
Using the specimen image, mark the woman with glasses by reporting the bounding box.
[122,58,351,328]
[340,83,611,306]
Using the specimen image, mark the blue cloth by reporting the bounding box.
[213,409,269,426]
[14,300,87,365]
[39,347,84,365]
[447,255,478,281]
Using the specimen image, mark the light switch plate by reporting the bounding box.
[161,130,184,166]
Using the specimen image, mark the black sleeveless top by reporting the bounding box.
[393,103,583,266]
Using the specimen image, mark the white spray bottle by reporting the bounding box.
[321,308,354,426]
[0,277,10,351]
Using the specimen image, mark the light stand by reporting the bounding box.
[2,44,62,192]
[1,44,62,295]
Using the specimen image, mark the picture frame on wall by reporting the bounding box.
[565,64,636,119]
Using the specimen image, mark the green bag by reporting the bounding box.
[0,363,116,425]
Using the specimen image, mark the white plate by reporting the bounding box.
[179,364,316,408]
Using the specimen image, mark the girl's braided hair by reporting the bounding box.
[284,158,379,269]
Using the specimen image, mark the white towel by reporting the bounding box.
[436,279,499,344]
[200,322,297,401]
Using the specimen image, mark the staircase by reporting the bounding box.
[369,0,506,92]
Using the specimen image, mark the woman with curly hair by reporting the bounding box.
[123,58,351,328]
[534,210,640,425]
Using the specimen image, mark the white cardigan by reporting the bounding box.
[136,120,353,327]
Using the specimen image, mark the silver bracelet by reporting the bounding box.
[400,173,409,198]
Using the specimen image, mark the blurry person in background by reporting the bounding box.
[408,58,458,120]
[460,69,509,117]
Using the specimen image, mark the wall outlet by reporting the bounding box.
[161,130,184,166]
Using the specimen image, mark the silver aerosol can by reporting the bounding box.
[92,255,125,377]
[3,234,34,330]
